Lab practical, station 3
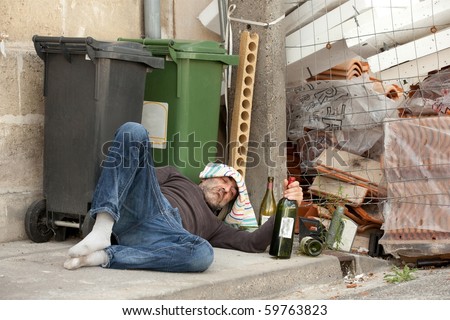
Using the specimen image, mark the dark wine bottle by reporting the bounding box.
[269,177,298,259]
[259,176,277,226]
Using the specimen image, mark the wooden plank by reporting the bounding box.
[283,0,347,36]
[315,165,383,196]
[285,0,413,64]
[379,47,450,85]
[367,26,450,72]
[315,148,384,185]
[285,0,375,64]
[346,0,450,58]
[308,175,368,207]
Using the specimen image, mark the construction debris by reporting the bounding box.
[287,59,450,262]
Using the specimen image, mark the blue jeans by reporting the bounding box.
[89,122,214,272]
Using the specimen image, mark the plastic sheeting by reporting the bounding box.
[400,66,450,117]
[286,76,400,171]
[380,116,450,257]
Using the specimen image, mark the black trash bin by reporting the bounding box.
[25,36,164,242]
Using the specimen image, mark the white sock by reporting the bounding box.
[68,212,114,257]
[64,250,109,270]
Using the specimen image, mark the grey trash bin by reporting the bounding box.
[25,36,164,242]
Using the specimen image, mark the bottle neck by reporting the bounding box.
[287,177,296,186]
[266,177,274,190]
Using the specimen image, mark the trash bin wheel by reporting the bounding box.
[25,199,54,243]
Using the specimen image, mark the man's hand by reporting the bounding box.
[283,178,303,206]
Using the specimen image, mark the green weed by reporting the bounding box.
[383,265,417,284]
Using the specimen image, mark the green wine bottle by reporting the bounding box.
[259,177,277,226]
[269,177,298,259]
[299,236,323,257]
[326,205,345,249]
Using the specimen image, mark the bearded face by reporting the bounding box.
[199,177,238,211]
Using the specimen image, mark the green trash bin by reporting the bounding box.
[119,38,239,183]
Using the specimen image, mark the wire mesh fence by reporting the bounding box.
[284,0,450,259]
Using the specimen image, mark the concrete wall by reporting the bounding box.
[0,0,219,243]
[161,0,221,41]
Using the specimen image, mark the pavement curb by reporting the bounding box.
[0,239,392,300]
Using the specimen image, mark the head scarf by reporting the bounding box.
[199,162,258,228]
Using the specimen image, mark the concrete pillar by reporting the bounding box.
[228,0,287,213]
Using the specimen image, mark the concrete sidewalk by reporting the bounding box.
[0,238,391,300]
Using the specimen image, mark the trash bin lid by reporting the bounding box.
[118,38,239,65]
[141,39,227,54]
[32,35,164,70]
